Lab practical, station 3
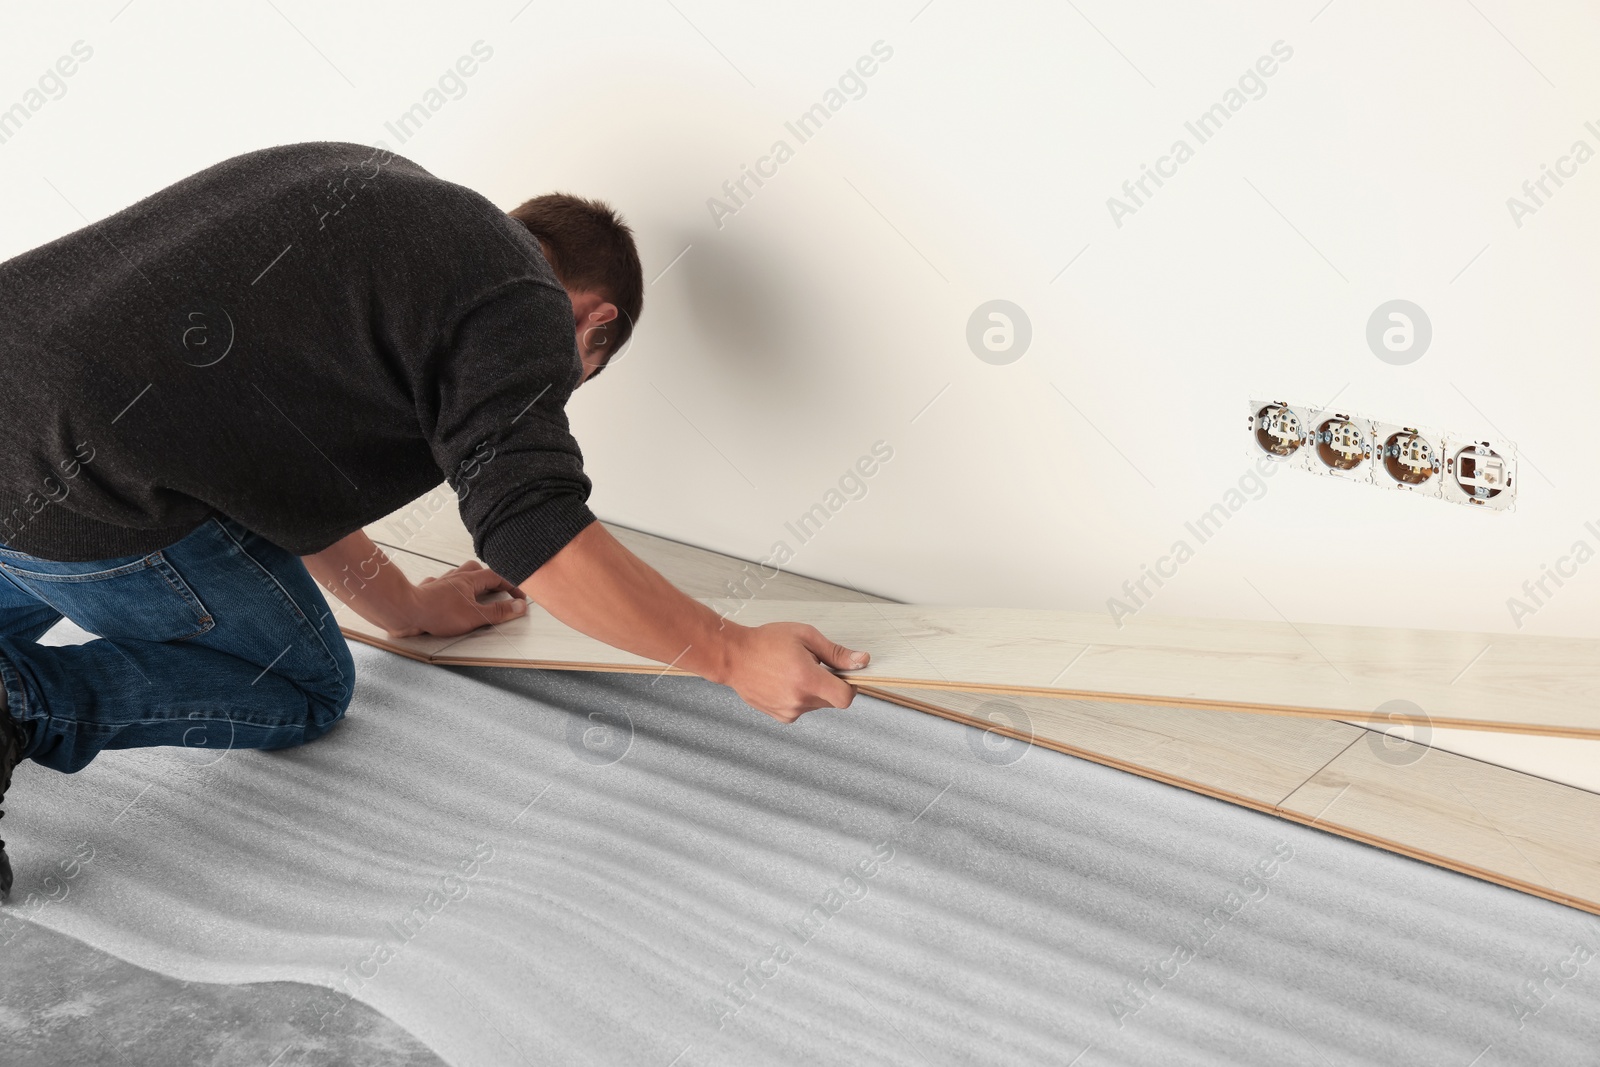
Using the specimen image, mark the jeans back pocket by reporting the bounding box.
[0,551,215,643]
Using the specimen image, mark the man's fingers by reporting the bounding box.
[796,625,870,673]
[440,560,484,584]
[465,566,526,599]
[482,596,528,624]
[494,571,527,598]
[769,676,855,721]
[453,567,508,598]
[837,646,869,671]
[466,568,502,592]
[812,670,859,710]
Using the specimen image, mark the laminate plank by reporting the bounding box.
[607,507,1600,791]
[366,494,478,569]
[866,686,1600,916]
[860,686,1363,808]
[421,598,1600,739]
[1279,741,1600,913]
[366,497,1600,739]
[605,525,890,604]
[1408,725,1600,796]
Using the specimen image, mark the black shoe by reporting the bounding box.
[0,711,25,901]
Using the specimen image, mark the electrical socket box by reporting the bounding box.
[1370,421,1445,499]
[1304,409,1374,484]
[1246,399,1315,470]
[1246,397,1516,511]
[1441,437,1517,511]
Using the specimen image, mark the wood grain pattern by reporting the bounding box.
[862,685,1363,807]
[644,530,1595,789]
[411,598,1600,739]
[1279,740,1600,913]
[606,525,890,604]
[364,497,1600,739]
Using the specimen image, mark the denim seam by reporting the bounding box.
[0,637,46,760]
[70,715,312,733]
[148,551,216,640]
[0,641,31,721]
[0,554,160,582]
[0,554,215,643]
[209,518,349,697]
[0,567,47,736]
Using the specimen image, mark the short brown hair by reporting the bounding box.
[508,193,642,370]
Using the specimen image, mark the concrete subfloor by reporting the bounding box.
[1,919,444,1066]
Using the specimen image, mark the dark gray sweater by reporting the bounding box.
[0,141,595,584]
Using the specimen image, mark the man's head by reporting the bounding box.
[508,193,643,384]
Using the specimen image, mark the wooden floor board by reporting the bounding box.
[388,596,1600,739]
[862,686,1364,808]
[1279,741,1600,912]
[346,498,1600,915]
[363,502,1600,739]
[606,526,890,605]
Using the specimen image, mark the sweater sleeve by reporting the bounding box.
[426,279,596,584]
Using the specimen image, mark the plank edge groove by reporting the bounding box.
[863,685,1600,918]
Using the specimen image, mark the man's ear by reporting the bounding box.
[580,301,619,350]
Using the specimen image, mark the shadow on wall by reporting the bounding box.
[678,239,815,396]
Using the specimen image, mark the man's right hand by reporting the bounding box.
[718,622,870,724]
[521,523,871,726]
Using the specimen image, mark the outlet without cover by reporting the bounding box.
[1308,409,1373,483]
[1249,401,1311,464]
[1247,398,1516,511]
[1442,438,1517,510]
[1371,421,1444,498]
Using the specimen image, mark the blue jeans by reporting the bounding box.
[0,516,354,773]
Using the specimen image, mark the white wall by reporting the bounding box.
[5,3,1599,749]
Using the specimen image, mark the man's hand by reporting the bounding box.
[388,559,528,638]
[303,532,529,639]
[718,622,869,723]
[521,523,870,725]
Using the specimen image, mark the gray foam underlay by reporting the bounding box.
[7,644,1598,1067]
